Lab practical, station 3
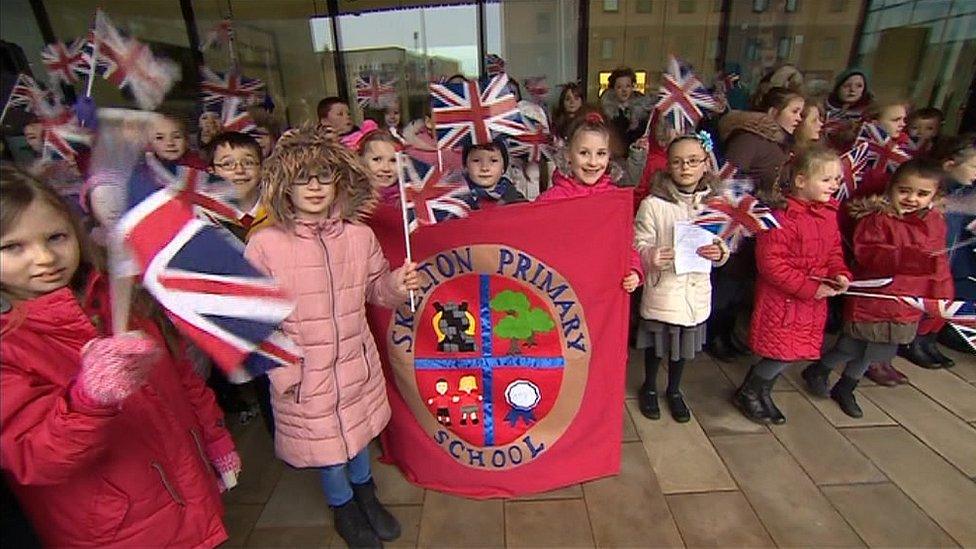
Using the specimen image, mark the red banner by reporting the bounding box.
[367,190,632,498]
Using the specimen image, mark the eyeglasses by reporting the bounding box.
[669,157,706,169]
[292,174,337,187]
[214,158,260,171]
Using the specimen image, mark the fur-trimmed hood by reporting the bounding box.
[718,110,786,144]
[649,171,722,204]
[846,194,934,220]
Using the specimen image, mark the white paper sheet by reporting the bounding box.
[673,221,716,275]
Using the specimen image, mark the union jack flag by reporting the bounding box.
[40,112,93,164]
[4,73,51,114]
[94,9,180,110]
[118,156,298,380]
[400,155,470,233]
[219,97,257,134]
[856,122,914,174]
[655,56,722,134]
[430,74,526,150]
[201,19,234,51]
[144,154,247,227]
[355,73,397,109]
[485,54,506,77]
[834,141,871,201]
[41,39,88,85]
[199,66,265,106]
[693,194,780,252]
[508,117,553,164]
[897,297,976,328]
[948,323,976,353]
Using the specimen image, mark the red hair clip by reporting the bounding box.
[584,111,605,124]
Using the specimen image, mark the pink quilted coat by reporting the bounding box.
[244,219,405,467]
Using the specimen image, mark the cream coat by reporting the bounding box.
[245,219,405,467]
[634,177,728,327]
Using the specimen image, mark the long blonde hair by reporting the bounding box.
[260,125,377,226]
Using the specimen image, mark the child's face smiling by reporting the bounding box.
[465,148,505,189]
[563,90,582,114]
[568,130,610,185]
[362,141,398,188]
[151,117,187,161]
[0,199,80,301]
[290,174,336,221]
[891,174,938,214]
[212,144,262,207]
[795,160,842,203]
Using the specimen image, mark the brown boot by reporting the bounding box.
[865,362,898,387]
[885,362,909,384]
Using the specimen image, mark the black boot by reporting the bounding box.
[759,375,786,424]
[733,368,770,424]
[638,383,660,420]
[352,480,401,542]
[801,361,832,397]
[830,376,863,418]
[706,337,738,363]
[898,337,939,369]
[666,392,691,423]
[920,333,955,368]
[332,499,382,548]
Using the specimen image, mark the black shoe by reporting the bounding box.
[733,368,770,424]
[332,499,382,548]
[830,376,863,418]
[638,383,660,420]
[666,392,690,423]
[759,375,786,424]
[920,333,955,368]
[801,361,832,398]
[352,480,401,542]
[898,337,939,369]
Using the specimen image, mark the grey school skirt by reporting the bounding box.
[635,319,707,362]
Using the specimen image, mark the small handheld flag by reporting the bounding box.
[355,73,397,110]
[400,156,470,232]
[430,73,526,150]
[834,141,871,201]
[654,56,722,134]
[94,9,180,110]
[693,194,779,252]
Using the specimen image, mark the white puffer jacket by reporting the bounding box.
[634,175,729,327]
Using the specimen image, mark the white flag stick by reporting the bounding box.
[395,152,416,313]
[85,34,99,98]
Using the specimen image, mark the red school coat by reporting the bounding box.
[0,274,231,548]
[750,197,851,361]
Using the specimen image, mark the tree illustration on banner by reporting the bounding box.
[490,290,556,355]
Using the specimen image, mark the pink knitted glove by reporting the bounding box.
[75,332,160,406]
[213,451,242,492]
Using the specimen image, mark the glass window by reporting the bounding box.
[43,0,196,112]
[678,0,696,14]
[785,0,799,13]
[777,36,792,59]
[603,0,620,13]
[753,0,769,13]
[601,37,616,59]
[636,0,653,14]
[196,0,330,129]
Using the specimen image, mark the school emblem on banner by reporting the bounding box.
[387,245,591,470]
[367,192,630,498]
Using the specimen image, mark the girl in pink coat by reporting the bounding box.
[244,127,419,548]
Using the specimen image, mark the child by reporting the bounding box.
[461,139,527,210]
[318,96,357,139]
[824,69,874,150]
[0,167,238,547]
[628,116,678,213]
[538,112,643,293]
[209,131,271,241]
[855,100,914,199]
[247,107,283,158]
[734,145,851,424]
[197,110,222,152]
[209,131,275,432]
[151,112,208,169]
[600,67,653,148]
[795,97,825,151]
[358,130,401,204]
[382,103,402,134]
[244,126,419,548]
[908,107,943,155]
[804,160,949,417]
[553,82,584,140]
[634,134,729,421]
